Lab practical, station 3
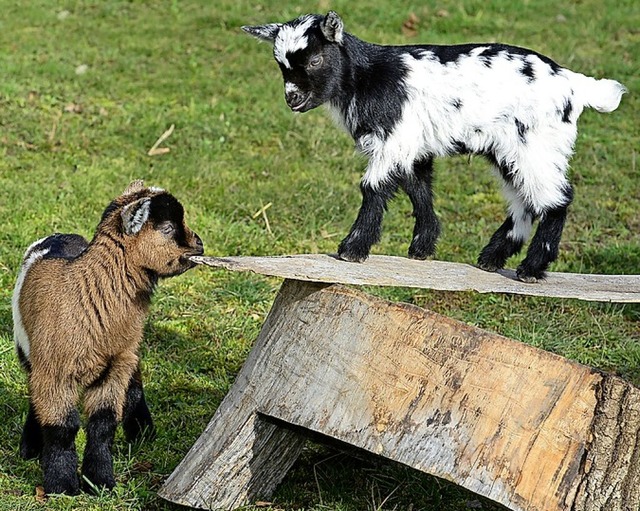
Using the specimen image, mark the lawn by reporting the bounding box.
[0,0,638,510]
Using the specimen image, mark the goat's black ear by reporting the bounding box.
[121,198,151,235]
[321,11,344,44]
[123,179,145,196]
[241,23,281,43]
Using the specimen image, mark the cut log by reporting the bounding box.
[160,280,640,510]
[190,254,640,303]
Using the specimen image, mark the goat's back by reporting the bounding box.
[13,234,88,360]
[12,232,147,374]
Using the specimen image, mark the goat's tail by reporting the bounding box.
[570,72,627,113]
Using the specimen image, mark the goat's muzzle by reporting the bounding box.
[286,91,311,112]
[193,233,204,253]
[179,233,204,269]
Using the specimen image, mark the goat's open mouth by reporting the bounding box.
[290,95,312,112]
[181,251,204,265]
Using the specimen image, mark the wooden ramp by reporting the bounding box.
[190,254,640,302]
[159,256,640,511]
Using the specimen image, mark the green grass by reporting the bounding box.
[0,0,638,509]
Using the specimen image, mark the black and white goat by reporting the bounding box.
[243,11,626,281]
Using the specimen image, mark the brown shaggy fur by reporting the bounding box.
[13,180,203,494]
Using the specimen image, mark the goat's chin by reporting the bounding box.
[160,266,191,279]
[158,259,197,278]
[177,259,197,273]
[290,97,320,113]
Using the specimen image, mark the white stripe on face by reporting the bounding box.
[285,82,301,95]
[274,15,315,69]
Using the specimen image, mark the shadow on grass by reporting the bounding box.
[579,243,640,322]
[0,303,41,501]
[580,243,640,276]
[275,437,505,511]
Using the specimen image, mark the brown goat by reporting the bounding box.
[12,180,203,495]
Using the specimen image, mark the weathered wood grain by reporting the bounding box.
[160,412,306,509]
[190,254,640,303]
[160,280,640,510]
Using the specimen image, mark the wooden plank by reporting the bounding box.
[190,254,640,303]
[160,280,640,510]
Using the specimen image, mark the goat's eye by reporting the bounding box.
[307,55,323,68]
[159,222,176,236]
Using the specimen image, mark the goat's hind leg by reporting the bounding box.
[516,201,570,282]
[478,183,534,272]
[403,157,441,260]
[511,160,573,282]
[31,376,80,495]
[122,365,155,443]
[20,400,43,460]
[82,407,118,492]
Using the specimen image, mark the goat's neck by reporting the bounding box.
[329,34,380,134]
[75,234,155,308]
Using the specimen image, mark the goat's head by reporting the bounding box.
[99,180,204,278]
[243,11,346,112]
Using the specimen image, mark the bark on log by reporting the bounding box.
[160,280,640,510]
[190,254,640,303]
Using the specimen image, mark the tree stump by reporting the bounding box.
[159,272,640,511]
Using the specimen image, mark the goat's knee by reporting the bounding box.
[41,409,80,495]
[81,408,118,493]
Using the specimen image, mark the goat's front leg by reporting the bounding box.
[122,364,155,443]
[402,157,440,259]
[82,407,118,492]
[82,352,137,492]
[41,409,81,495]
[338,167,400,263]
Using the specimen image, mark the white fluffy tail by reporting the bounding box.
[571,72,627,113]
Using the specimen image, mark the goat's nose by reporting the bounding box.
[286,90,304,107]
[194,233,204,252]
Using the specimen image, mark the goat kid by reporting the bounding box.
[243,11,626,282]
[13,181,203,495]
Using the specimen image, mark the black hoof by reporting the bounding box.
[337,238,370,263]
[81,473,116,495]
[123,418,156,444]
[408,235,436,260]
[81,461,116,494]
[44,473,80,496]
[516,264,546,283]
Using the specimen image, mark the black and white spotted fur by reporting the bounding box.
[243,11,626,282]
